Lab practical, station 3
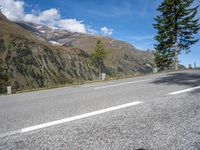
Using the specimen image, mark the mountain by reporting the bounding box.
[0,12,155,93]
[0,11,8,21]
[0,13,97,93]
[16,22,155,73]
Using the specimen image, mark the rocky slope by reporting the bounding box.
[0,12,97,93]
[0,12,155,93]
[17,22,155,74]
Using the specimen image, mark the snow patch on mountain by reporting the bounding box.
[49,41,62,45]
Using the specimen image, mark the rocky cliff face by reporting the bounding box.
[2,39,97,90]
[16,22,155,74]
[0,14,98,93]
[0,12,155,93]
[0,11,8,21]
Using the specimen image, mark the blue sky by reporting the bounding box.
[1,0,200,67]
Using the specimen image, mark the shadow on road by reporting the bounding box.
[151,72,200,94]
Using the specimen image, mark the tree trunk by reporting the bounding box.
[174,42,179,71]
[98,65,101,79]
[174,50,178,71]
[173,0,178,71]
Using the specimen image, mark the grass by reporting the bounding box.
[0,71,154,96]
[0,68,191,96]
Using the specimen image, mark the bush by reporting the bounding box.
[0,66,9,94]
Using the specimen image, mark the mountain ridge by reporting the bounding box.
[0,12,155,93]
[16,22,155,72]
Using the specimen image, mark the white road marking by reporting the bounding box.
[94,79,151,90]
[0,101,142,137]
[168,86,200,95]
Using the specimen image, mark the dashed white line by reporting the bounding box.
[168,86,200,95]
[94,79,151,90]
[0,101,142,138]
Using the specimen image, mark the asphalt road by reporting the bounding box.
[0,69,200,150]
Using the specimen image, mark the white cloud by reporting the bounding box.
[0,0,25,21]
[86,25,98,35]
[24,8,60,24]
[100,27,113,36]
[0,0,87,33]
[0,0,112,34]
[24,9,87,33]
[57,19,86,33]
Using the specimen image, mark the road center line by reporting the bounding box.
[168,86,200,95]
[0,101,142,138]
[94,79,151,90]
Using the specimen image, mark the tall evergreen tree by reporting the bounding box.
[91,40,107,78]
[154,0,200,71]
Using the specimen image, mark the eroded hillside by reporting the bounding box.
[0,12,155,93]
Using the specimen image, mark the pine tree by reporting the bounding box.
[91,40,107,78]
[154,0,200,71]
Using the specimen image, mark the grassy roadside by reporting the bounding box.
[0,69,192,96]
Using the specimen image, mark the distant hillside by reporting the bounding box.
[0,12,155,93]
[17,22,155,74]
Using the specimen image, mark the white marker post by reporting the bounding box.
[7,86,12,95]
[153,68,158,73]
[102,73,106,80]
